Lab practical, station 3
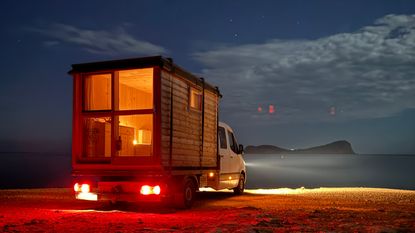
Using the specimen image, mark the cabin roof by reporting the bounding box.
[69,56,220,95]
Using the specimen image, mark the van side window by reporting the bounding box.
[218,127,227,149]
[227,130,238,153]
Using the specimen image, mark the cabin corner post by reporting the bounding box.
[215,86,220,170]
[72,73,82,166]
[153,66,162,164]
[168,67,175,171]
[200,78,205,169]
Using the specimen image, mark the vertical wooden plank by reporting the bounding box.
[153,66,162,165]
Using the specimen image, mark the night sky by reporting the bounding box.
[1,0,414,155]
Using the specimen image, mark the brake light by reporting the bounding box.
[153,185,161,195]
[81,184,90,193]
[140,185,152,195]
[74,183,90,193]
[140,185,161,195]
[74,183,80,192]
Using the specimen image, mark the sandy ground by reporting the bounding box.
[0,187,414,232]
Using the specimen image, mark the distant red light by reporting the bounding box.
[330,106,336,116]
[257,106,262,112]
[269,105,275,114]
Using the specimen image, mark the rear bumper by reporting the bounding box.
[74,181,168,203]
[75,191,165,202]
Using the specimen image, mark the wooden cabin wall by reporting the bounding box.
[160,70,218,168]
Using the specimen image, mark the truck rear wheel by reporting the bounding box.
[174,178,196,209]
[233,174,245,195]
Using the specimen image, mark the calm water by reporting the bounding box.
[1,153,415,190]
[244,154,415,190]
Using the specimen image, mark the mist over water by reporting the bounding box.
[244,154,415,190]
[1,153,415,190]
[0,153,72,189]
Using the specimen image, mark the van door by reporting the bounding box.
[227,130,239,173]
[218,126,230,174]
[218,125,241,188]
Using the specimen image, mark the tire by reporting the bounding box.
[233,174,245,195]
[174,178,196,209]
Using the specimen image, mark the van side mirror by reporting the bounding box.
[238,144,244,154]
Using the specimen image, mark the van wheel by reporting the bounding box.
[174,178,196,209]
[233,174,245,195]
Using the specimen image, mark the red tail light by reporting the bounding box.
[140,185,161,195]
[74,183,90,193]
[153,185,161,195]
[81,184,90,193]
[74,183,80,192]
[140,185,152,195]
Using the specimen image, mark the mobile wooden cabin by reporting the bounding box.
[69,56,245,208]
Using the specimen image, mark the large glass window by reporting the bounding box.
[82,117,111,158]
[118,68,153,110]
[117,115,153,156]
[84,74,111,110]
[81,68,155,160]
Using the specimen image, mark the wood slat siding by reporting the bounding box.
[160,70,218,168]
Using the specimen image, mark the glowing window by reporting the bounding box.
[189,88,202,111]
[84,74,111,111]
[117,114,153,157]
[82,117,111,158]
[118,68,153,110]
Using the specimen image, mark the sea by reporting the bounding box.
[1,153,415,190]
[244,154,415,190]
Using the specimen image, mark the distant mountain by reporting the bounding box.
[244,145,289,154]
[245,140,355,155]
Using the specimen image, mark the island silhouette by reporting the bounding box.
[245,140,355,154]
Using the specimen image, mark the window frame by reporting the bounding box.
[188,86,202,112]
[79,68,158,164]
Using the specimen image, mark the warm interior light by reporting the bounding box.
[81,184,90,193]
[133,139,138,145]
[140,185,152,195]
[74,183,80,192]
[209,172,214,178]
[138,130,143,144]
[228,176,232,180]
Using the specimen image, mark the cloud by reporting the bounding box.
[193,14,415,124]
[30,23,167,56]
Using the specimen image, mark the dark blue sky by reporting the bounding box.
[0,0,414,154]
